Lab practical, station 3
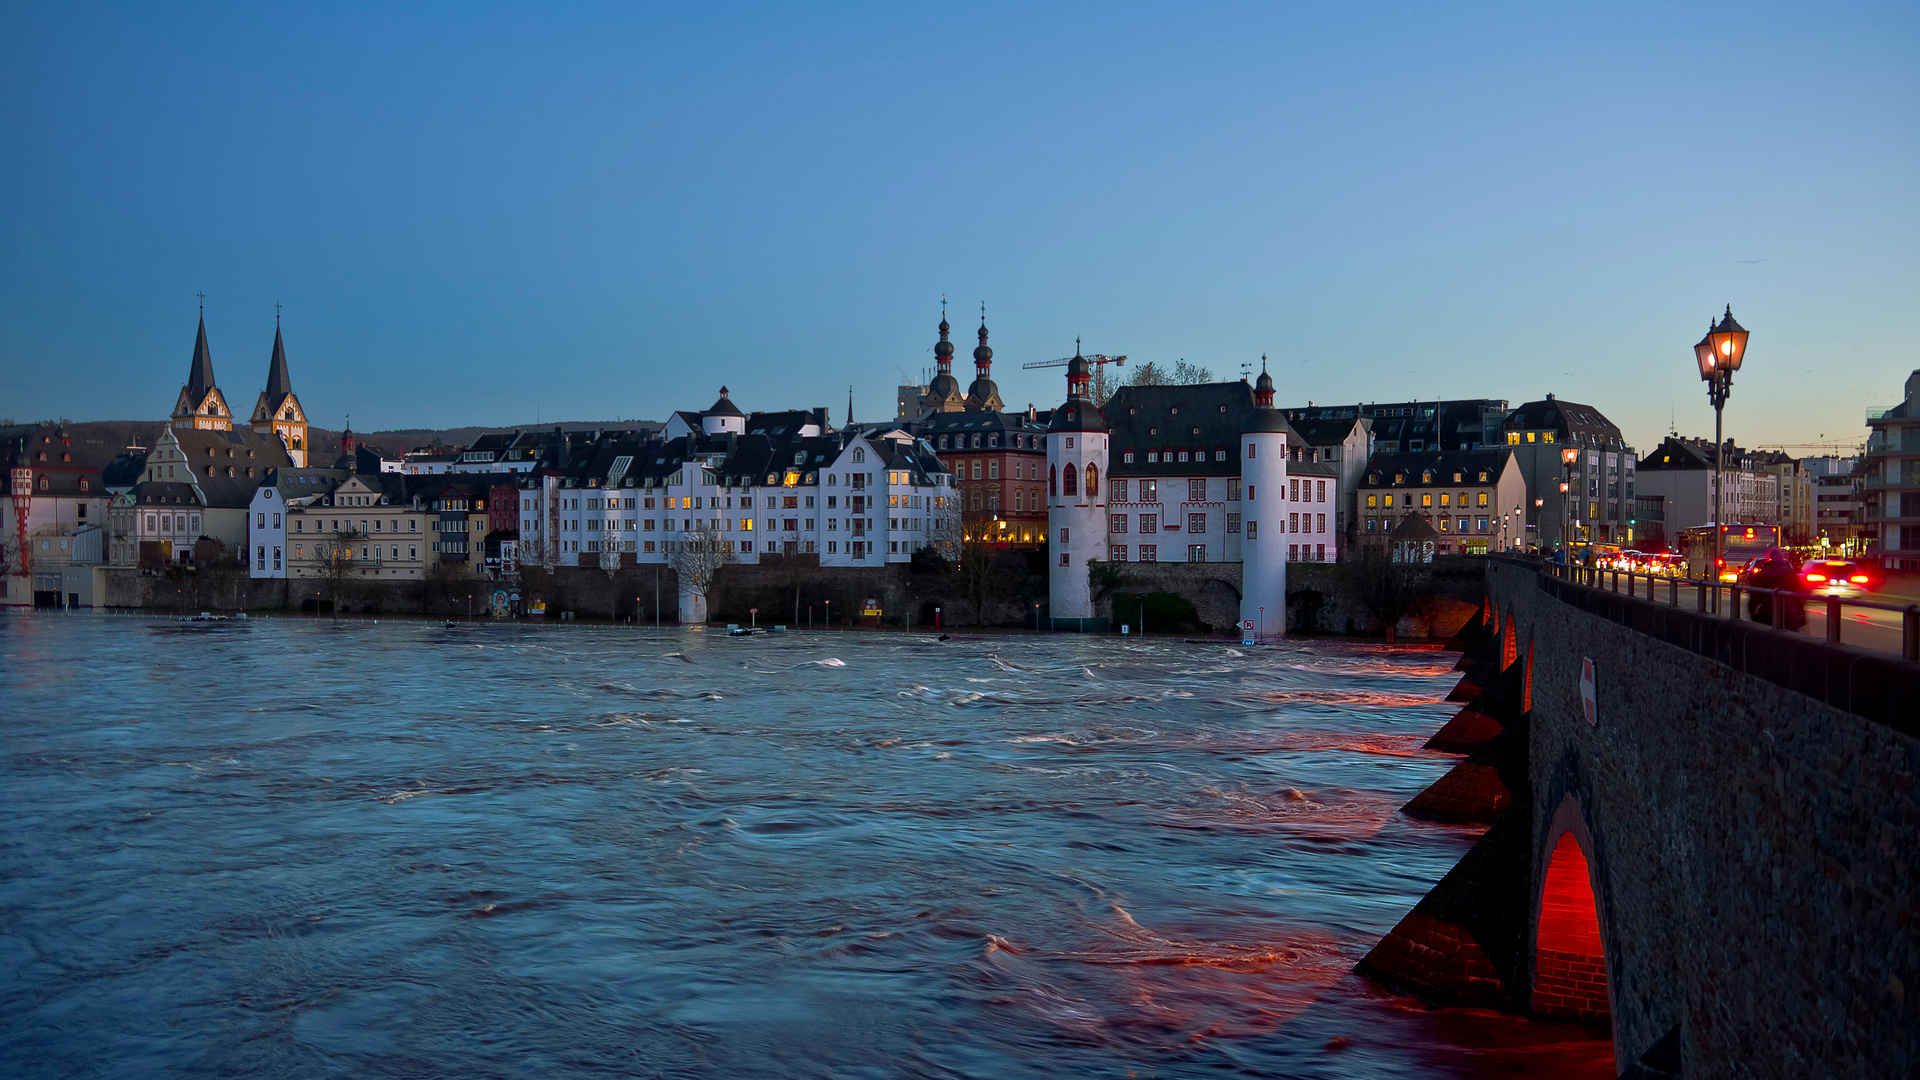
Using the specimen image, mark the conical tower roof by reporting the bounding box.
[264,324,292,399]
[187,316,217,399]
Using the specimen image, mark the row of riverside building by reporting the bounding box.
[7,310,1914,615]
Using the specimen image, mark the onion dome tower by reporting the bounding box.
[702,386,747,435]
[1046,340,1110,630]
[965,308,1004,412]
[251,308,309,465]
[920,304,966,414]
[171,302,233,432]
[1240,356,1290,640]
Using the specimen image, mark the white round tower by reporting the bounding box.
[1047,349,1109,631]
[1240,366,1290,641]
[701,387,747,435]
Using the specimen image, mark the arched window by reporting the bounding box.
[1084,463,1098,496]
[852,448,865,463]
[1048,464,1058,497]
[1062,464,1077,497]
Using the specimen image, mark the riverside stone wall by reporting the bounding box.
[1486,559,1919,1077]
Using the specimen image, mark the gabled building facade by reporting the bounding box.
[1357,449,1528,556]
[1500,395,1636,548]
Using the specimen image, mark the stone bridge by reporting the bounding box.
[1359,558,1918,1078]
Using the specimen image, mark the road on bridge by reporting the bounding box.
[1579,574,1914,657]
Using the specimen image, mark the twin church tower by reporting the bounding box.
[170,309,311,466]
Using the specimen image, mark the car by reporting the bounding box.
[1801,559,1878,599]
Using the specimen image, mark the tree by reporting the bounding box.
[953,538,1003,626]
[310,538,355,618]
[664,527,736,624]
[1128,361,1167,387]
[1170,359,1215,384]
[1337,545,1433,644]
[599,549,625,621]
[425,557,478,616]
[924,489,963,564]
[1129,359,1215,387]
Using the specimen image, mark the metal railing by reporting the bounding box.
[1545,562,1919,661]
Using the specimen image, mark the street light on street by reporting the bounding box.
[1696,305,1750,582]
[1560,446,1580,552]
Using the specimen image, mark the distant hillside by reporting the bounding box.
[1,419,662,458]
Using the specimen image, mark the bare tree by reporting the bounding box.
[1337,545,1433,644]
[953,538,1005,626]
[1128,359,1215,387]
[1170,359,1215,384]
[1128,361,1167,387]
[600,549,624,621]
[923,488,963,563]
[664,527,736,624]
[310,538,355,618]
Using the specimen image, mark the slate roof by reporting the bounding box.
[263,325,293,399]
[1103,381,1307,476]
[131,482,204,507]
[186,316,217,401]
[166,427,294,508]
[1500,395,1627,450]
[1,423,143,498]
[1358,449,1519,488]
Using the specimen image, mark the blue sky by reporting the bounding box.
[2,2,1915,454]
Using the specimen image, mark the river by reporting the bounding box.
[0,613,1612,1078]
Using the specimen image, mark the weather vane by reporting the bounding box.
[275,301,282,324]
[196,291,205,313]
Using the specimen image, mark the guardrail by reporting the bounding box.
[1545,562,1920,661]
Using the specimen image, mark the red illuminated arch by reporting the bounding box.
[1502,613,1518,668]
[1534,827,1610,1022]
[1523,640,1535,712]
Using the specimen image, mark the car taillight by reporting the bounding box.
[1806,573,1826,582]
[1850,575,1869,583]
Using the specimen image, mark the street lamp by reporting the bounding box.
[1695,305,1749,582]
[1560,447,1580,553]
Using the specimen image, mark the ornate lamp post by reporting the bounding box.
[1560,447,1579,553]
[1695,305,1750,580]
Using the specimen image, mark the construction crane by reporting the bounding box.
[1020,342,1127,372]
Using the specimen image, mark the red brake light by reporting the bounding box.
[1850,575,1869,583]
[1806,573,1826,582]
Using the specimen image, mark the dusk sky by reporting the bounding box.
[2,2,1914,455]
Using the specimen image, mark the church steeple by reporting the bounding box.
[251,305,309,465]
[964,304,1003,412]
[172,301,233,431]
[918,298,966,415]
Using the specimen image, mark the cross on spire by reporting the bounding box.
[275,301,282,325]
[196,291,206,313]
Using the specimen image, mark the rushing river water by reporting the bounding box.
[1,613,1612,1078]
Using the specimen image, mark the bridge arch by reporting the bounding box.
[1502,612,1518,668]
[1533,795,1612,1027]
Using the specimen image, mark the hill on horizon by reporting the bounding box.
[0,418,664,456]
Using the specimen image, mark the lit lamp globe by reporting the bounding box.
[1707,306,1749,372]
[1694,326,1717,381]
